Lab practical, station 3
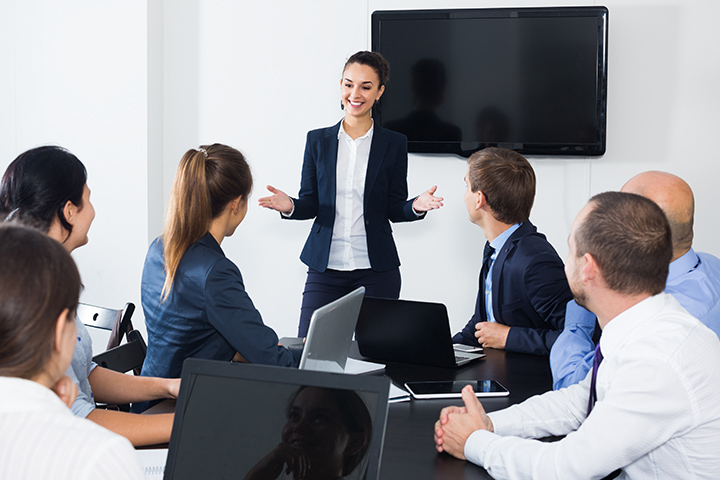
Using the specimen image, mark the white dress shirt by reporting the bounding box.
[0,376,144,479]
[326,121,373,270]
[465,293,720,480]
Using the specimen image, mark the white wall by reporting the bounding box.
[3,0,719,338]
[0,1,150,321]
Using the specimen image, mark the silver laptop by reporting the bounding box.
[298,286,365,373]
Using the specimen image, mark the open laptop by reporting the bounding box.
[355,297,485,368]
[163,358,390,480]
[298,286,365,373]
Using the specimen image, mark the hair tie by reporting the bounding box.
[198,147,208,158]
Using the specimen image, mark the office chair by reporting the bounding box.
[92,329,147,375]
[76,301,136,351]
[92,329,148,411]
[78,302,145,411]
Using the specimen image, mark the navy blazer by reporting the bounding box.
[287,121,423,272]
[140,233,298,381]
[453,221,573,355]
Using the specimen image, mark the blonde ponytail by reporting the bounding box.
[160,144,253,301]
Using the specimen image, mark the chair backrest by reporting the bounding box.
[92,330,147,375]
[92,329,148,411]
[76,302,135,351]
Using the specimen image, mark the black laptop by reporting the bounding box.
[163,358,390,480]
[355,297,485,368]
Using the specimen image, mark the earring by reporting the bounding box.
[340,101,345,110]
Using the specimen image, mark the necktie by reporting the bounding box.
[481,242,495,281]
[479,242,495,322]
[587,343,604,416]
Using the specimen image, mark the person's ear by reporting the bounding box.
[376,84,385,102]
[232,195,244,215]
[476,190,486,210]
[62,200,77,226]
[582,253,599,284]
[54,308,71,353]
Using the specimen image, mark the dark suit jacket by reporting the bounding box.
[140,233,298,381]
[287,121,424,272]
[453,222,573,355]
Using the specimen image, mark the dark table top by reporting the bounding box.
[144,344,554,479]
[349,344,553,480]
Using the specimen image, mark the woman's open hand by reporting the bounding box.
[413,185,444,213]
[258,185,293,215]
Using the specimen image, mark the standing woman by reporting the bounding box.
[0,145,178,446]
[139,144,297,396]
[0,223,144,479]
[259,51,443,337]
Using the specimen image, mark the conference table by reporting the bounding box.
[145,343,554,479]
[356,344,553,480]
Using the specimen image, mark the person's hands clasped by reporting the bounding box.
[412,185,444,212]
[475,322,510,349]
[51,374,79,409]
[434,385,494,459]
[258,185,293,214]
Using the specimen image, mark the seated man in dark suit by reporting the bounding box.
[452,148,572,355]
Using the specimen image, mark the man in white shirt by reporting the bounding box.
[434,191,720,479]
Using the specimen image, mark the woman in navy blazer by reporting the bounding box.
[137,144,298,412]
[260,51,443,336]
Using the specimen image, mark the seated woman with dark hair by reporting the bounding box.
[1,145,178,446]
[0,223,144,479]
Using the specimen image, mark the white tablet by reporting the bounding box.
[404,380,509,400]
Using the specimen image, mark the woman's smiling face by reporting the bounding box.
[340,62,385,120]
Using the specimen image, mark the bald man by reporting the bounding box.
[550,171,720,389]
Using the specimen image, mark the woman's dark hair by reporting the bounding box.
[342,51,390,115]
[343,51,390,87]
[162,144,253,300]
[0,223,81,379]
[0,146,87,239]
[288,386,373,476]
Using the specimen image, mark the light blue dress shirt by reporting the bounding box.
[550,248,720,390]
[485,223,521,323]
[66,316,98,417]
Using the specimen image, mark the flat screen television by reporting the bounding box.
[371,7,608,157]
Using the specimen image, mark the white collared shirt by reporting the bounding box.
[0,376,144,479]
[465,293,720,479]
[326,121,373,270]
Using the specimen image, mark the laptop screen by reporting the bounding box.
[164,359,390,480]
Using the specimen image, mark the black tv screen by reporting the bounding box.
[372,7,608,157]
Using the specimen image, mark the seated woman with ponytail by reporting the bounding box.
[136,144,298,409]
[0,223,144,479]
[1,145,177,446]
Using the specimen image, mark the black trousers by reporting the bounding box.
[297,267,401,337]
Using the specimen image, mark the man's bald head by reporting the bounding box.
[621,171,694,260]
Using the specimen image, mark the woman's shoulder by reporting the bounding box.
[307,120,343,139]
